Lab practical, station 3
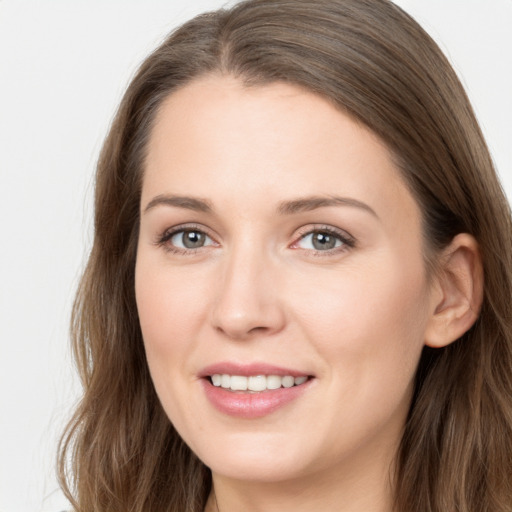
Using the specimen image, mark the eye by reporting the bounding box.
[293,227,355,253]
[156,225,217,253]
[169,230,211,249]
[169,229,214,249]
[297,231,342,250]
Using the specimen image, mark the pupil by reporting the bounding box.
[183,231,205,248]
[313,232,336,250]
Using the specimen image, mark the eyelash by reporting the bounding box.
[155,223,217,255]
[155,224,356,256]
[292,225,356,256]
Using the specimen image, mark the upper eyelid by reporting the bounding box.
[155,223,217,246]
[161,223,213,237]
[293,224,355,242]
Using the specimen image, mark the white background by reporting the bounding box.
[0,1,510,511]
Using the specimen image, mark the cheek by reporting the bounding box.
[135,256,211,399]
[288,256,430,452]
[135,256,209,433]
[288,254,430,378]
[136,258,206,346]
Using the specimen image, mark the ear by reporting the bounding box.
[425,233,484,348]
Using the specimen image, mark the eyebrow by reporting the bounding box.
[143,194,213,214]
[143,193,378,219]
[277,195,378,218]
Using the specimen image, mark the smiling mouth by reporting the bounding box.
[208,374,311,392]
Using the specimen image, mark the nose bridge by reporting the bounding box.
[211,234,284,339]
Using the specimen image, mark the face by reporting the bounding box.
[136,75,436,486]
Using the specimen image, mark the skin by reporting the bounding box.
[135,75,480,512]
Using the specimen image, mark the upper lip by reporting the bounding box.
[198,362,312,378]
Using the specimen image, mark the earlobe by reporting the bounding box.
[424,233,484,348]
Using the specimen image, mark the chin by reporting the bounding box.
[206,456,307,484]
[189,429,322,484]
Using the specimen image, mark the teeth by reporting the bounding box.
[248,375,267,391]
[210,374,309,391]
[230,375,248,391]
[267,375,282,389]
[282,376,294,388]
[221,374,230,389]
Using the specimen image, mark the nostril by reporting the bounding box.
[248,326,269,334]
[214,323,269,340]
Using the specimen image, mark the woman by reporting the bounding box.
[58,0,512,510]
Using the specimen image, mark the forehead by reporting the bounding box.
[143,75,419,227]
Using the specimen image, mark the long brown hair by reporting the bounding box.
[58,1,512,510]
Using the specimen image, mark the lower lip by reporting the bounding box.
[201,378,313,418]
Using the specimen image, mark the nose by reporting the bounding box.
[210,245,286,340]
